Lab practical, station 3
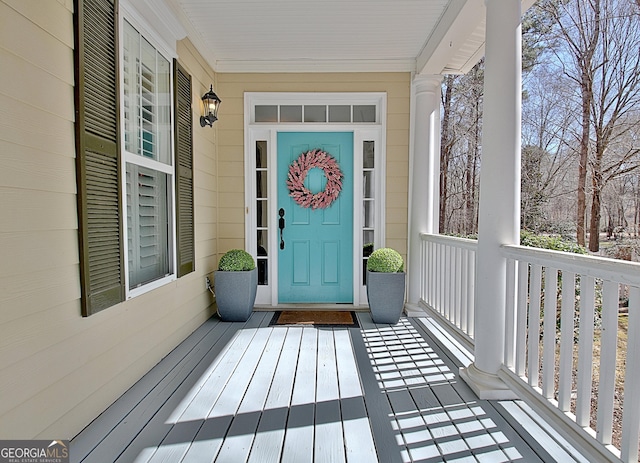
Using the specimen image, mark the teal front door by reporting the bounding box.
[277,132,353,303]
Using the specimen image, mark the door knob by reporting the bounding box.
[278,208,285,250]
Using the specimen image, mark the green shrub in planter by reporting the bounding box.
[218,249,256,271]
[366,248,405,324]
[215,250,257,322]
[367,248,404,273]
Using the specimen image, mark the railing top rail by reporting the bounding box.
[419,233,478,251]
[502,244,640,287]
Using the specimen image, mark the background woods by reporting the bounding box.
[439,0,640,258]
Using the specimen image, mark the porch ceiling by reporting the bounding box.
[165,0,535,74]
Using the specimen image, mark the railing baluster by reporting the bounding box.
[428,241,434,308]
[454,246,461,328]
[443,246,455,325]
[437,242,442,315]
[420,239,426,302]
[542,267,558,399]
[461,248,468,334]
[515,260,528,377]
[576,275,595,428]
[558,271,575,413]
[504,258,517,368]
[621,286,640,463]
[467,249,475,339]
[528,264,543,387]
[596,280,618,446]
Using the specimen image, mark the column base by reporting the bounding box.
[459,363,518,400]
[403,302,427,317]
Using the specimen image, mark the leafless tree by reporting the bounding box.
[544,0,602,246]
[439,63,484,235]
[545,0,640,250]
[586,0,640,251]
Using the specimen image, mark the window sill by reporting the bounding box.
[127,274,176,300]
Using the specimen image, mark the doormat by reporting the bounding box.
[269,310,359,327]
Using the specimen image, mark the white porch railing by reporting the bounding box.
[419,233,640,463]
[419,233,477,344]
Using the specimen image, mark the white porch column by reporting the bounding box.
[459,0,521,399]
[406,75,441,316]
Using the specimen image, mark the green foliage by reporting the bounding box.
[218,249,256,271]
[520,230,588,254]
[367,248,404,273]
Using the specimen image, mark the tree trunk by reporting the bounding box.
[577,74,590,247]
[439,76,454,233]
[465,93,480,234]
[588,167,603,251]
[573,0,600,247]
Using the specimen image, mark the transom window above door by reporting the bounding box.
[254,104,377,123]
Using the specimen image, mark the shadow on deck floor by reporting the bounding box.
[70,311,574,462]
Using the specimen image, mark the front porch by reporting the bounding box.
[70,311,583,463]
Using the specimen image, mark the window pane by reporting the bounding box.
[257,230,268,254]
[329,105,351,122]
[256,141,267,168]
[363,259,368,285]
[353,105,376,123]
[122,20,171,165]
[304,105,326,122]
[256,199,268,227]
[363,200,375,228]
[257,230,268,285]
[255,105,278,122]
[363,171,374,198]
[363,230,374,254]
[258,258,268,285]
[256,171,268,198]
[126,164,170,288]
[363,141,375,168]
[280,105,302,122]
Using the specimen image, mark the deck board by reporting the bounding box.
[71,311,581,463]
[280,327,317,463]
[70,317,227,461]
[114,312,271,463]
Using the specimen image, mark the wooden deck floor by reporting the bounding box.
[70,312,584,462]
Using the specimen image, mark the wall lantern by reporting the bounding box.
[200,85,221,127]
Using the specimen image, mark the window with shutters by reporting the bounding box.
[75,0,195,315]
[121,19,175,294]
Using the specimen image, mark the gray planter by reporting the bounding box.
[214,268,257,321]
[366,270,406,324]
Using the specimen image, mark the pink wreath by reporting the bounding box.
[287,149,343,209]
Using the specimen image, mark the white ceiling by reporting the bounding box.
[163,0,533,75]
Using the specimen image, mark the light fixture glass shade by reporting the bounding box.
[200,85,221,127]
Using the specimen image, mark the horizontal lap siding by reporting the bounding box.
[216,72,411,259]
[0,1,217,440]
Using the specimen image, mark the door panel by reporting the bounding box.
[278,132,353,303]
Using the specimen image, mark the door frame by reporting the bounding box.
[244,92,387,306]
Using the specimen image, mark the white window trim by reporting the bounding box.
[119,5,178,300]
[244,92,387,306]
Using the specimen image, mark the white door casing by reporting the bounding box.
[244,93,387,306]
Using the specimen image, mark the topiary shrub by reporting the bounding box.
[367,248,404,273]
[218,249,256,271]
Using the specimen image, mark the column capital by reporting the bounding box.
[412,74,442,95]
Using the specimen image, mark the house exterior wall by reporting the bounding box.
[0,1,217,440]
[216,72,411,260]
